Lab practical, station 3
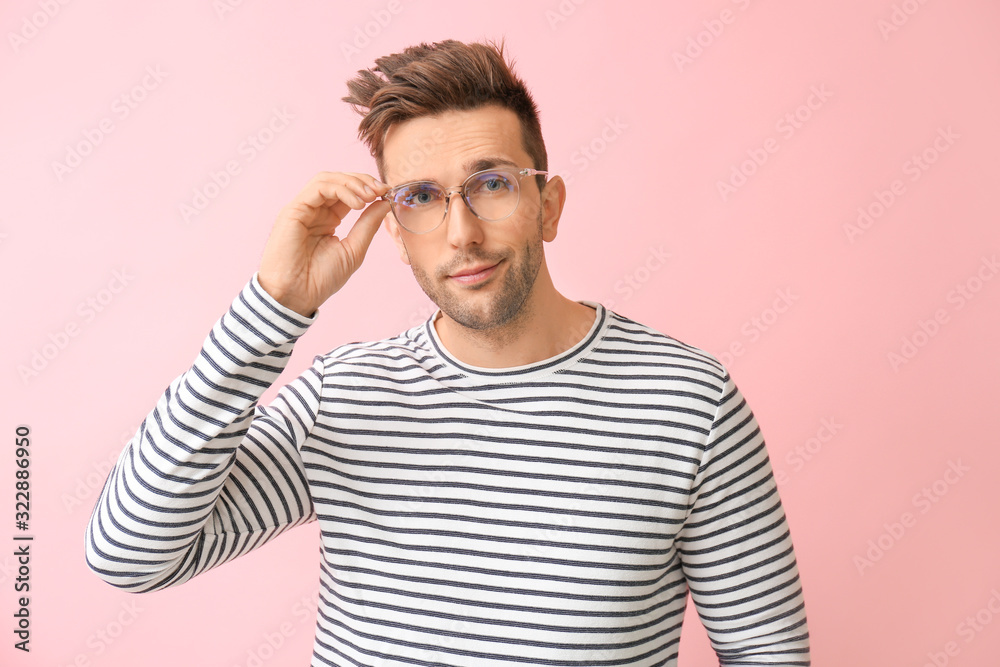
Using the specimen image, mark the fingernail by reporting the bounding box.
[363,185,374,196]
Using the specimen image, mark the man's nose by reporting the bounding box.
[444,190,485,247]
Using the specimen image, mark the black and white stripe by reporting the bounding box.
[86,274,810,666]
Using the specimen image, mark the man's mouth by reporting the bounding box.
[448,262,500,285]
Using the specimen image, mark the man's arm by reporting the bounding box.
[85,274,322,591]
[677,372,811,665]
[85,171,391,591]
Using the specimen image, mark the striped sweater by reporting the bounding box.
[86,273,811,666]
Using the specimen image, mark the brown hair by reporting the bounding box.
[343,38,547,188]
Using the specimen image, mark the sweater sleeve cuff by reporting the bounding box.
[222,273,318,351]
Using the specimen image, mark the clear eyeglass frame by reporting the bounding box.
[381,167,548,234]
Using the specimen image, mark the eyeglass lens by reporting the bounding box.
[389,170,520,233]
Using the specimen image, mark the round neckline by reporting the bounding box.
[422,301,607,386]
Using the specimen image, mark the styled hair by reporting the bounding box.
[343,38,547,188]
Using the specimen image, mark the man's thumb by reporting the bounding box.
[343,199,391,263]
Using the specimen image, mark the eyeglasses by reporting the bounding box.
[381,167,548,234]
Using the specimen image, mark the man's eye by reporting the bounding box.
[401,188,438,207]
[472,173,513,195]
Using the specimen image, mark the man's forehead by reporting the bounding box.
[387,158,519,187]
[393,156,521,185]
[382,107,524,183]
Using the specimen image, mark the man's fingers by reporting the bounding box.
[343,199,391,264]
[294,175,385,225]
[342,172,389,195]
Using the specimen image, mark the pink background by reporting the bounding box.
[3,1,999,665]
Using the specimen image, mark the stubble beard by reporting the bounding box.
[410,216,544,333]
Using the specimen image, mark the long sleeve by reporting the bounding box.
[677,373,811,665]
[85,273,322,592]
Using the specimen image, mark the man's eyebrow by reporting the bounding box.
[463,156,519,174]
[389,157,521,187]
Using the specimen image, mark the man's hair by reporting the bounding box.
[343,39,547,187]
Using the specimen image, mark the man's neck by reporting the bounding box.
[432,282,597,369]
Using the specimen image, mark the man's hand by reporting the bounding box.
[258,172,392,317]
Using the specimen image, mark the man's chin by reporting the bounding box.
[414,249,537,332]
[435,294,500,331]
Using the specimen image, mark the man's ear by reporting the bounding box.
[384,213,410,265]
[540,175,567,243]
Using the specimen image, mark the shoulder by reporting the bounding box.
[601,308,725,370]
[596,308,730,393]
[313,321,437,373]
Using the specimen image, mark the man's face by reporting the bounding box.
[382,105,558,332]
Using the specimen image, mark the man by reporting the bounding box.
[86,39,810,665]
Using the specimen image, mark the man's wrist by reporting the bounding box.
[249,272,319,326]
[254,273,318,319]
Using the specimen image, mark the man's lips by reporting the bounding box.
[448,262,500,284]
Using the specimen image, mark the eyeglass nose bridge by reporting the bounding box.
[440,184,474,222]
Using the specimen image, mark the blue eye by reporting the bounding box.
[398,185,440,208]
[471,172,513,196]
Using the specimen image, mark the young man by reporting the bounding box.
[87,40,811,666]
